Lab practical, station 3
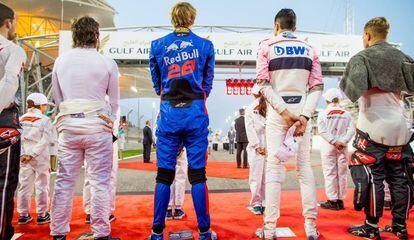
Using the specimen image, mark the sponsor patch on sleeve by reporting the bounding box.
[282,96,302,104]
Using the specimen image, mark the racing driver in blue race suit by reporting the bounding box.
[148,2,217,240]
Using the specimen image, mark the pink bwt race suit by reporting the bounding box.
[255,31,323,233]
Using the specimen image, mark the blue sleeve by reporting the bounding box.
[202,42,215,97]
[149,41,161,96]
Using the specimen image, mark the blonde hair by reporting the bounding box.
[364,17,390,39]
[170,2,196,28]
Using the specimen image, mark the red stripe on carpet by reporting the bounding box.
[13,189,413,239]
[118,161,321,179]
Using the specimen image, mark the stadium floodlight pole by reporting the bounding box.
[126,109,133,143]
[60,0,64,29]
[137,97,141,143]
[151,102,156,130]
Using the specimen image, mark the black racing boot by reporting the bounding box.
[383,200,392,210]
[18,214,33,225]
[37,212,51,225]
[53,236,66,240]
[384,223,408,240]
[109,214,116,223]
[320,200,340,211]
[95,236,121,240]
[337,200,345,210]
[348,221,381,240]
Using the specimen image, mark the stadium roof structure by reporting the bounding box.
[2,0,116,36]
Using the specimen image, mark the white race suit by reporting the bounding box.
[50,48,119,238]
[83,110,120,215]
[245,98,266,208]
[169,148,188,210]
[317,103,355,201]
[17,108,53,217]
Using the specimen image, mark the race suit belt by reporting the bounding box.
[161,78,205,108]
[0,107,21,149]
[351,129,414,165]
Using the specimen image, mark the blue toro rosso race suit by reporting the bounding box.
[149,28,215,234]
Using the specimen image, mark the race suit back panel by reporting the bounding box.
[268,38,315,117]
[150,31,214,170]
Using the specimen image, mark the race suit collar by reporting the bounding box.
[327,103,340,108]
[74,47,97,51]
[27,108,43,115]
[370,40,389,48]
[174,27,191,36]
[279,31,296,39]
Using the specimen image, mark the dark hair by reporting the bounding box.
[274,8,296,30]
[258,96,267,118]
[27,100,40,109]
[0,3,14,28]
[239,108,245,115]
[71,16,100,48]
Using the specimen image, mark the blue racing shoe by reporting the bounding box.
[166,209,173,220]
[148,231,164,240]
[173,208,186,220]
[199,229,218,240]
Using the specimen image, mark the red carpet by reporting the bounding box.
[14,189,414,239]
[118,161,321,179]
[118,161,250,179]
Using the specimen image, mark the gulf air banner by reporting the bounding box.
[59,30,364,63]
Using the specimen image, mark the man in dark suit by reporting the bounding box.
[143,120,153,163]
[234,108,248,168]
[227,128,236,154]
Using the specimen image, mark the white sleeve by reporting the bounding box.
[301,85,323,119]
[30,119,53,158]
[20,137,26,156]
[0,46,26,113]
[339,113,356,144]
[317,111,336,144]
[52,58,64,107]
[255,80,287,114]
[107,60,120,117]
[245,108,260,150]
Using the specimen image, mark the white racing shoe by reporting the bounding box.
[305,220,320,240]
[255,227,277,240]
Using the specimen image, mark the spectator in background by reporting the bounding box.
[46,111,58,172]
[235,108,249,168]
[143,120,153,163]
[208,127,213,155]
[227,127,236,154]
[118,123,126,161]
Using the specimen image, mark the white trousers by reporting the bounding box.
[169,151,188,209]
[264,116,317,229]
[17,160,50,217]
[320,141,348,201]
[83,141,118,214]
[247,148,266,207]
[50,131,113,238]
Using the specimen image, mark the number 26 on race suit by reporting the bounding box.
[167,59,195,79]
